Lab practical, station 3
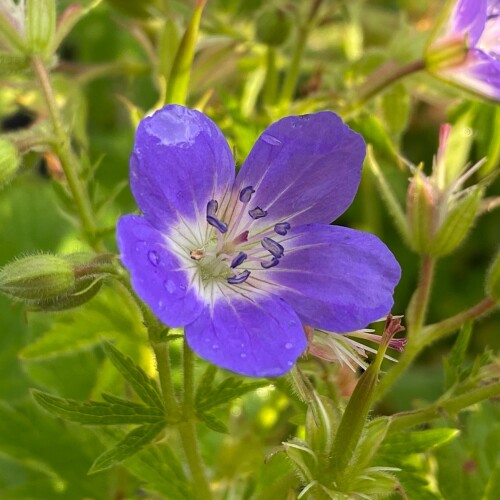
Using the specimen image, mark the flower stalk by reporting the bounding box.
[32,55,102,250]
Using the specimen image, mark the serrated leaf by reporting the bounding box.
[89,421,166,474]
[100,393,150,408]
[103,342,163,410]
[33,390,165,425]
[196,377,267,412]
[196,412,228,433]
[444,322,473,390]
[195,365,217,403]
[379,428,459,456]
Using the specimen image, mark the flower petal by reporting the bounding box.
[252,224,401,332]
[439,49,500,100]
[185,293,306,377]
[117,215,204,327]
[232,112,365,231]
[130,105,235,231]
[447,0,487,46]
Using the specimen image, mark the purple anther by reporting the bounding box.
[207,215,228,233]
[207,199,219,217]
[261,256,280,269]
[230,252,247,268]
[261,237,284,258]
[239,186,255,203]
[227,270,251,284]
[249,206,268,220]
[274,222,291,236]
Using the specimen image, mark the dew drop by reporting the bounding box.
[240,353,247,359]
[289,320,297,327]
[261,134,282,146]
[148,250,160,266]
[212,344,219,350]
[179,283,187,291]
[285,342,293,350]
[287,361,294,367]
[164,280,176,293]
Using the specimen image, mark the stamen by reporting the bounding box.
[207,199,218,217]
[227,270,250,284]
[239,186,255,203]
[249,207,268,220]
[261,256,280,269]
[274,222,291,236]
[230,252,247,268]
[207,215,228,233]
[190,248,205,260]
[261,237,284,258]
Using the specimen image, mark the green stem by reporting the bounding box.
[347,58,425,111]
[32,56,102,250]
[178,340,212,499]
[387,381,500,433]
[279,0,323,105]
[152,342,179,414]
[408,255,437,335]
[376,296,497,400]
[421,297,498,345]
[263,46,278,106]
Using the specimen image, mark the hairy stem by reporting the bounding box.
[387,381,500,433]
[152,342,179,414]
[32,56,102,250]
[178,339,212,499]
[408,255,437,335]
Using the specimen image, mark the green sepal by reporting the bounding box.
[88,421,166,474]
[25,0,56,57]
[32,390,165,425]
[429,186,483,257]
[0,51,30,74]
[102,341,164,410]
[0,137,21,187]
[406,169,438,254]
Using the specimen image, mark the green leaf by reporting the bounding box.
[196,412,228,434]
[102,342,163,410]
[32,390,165,425]
[381,82,411,137]
[379,428,459,456]
[195,364,217,401]
[196,376,267,412]
[89,421,166,474]
[444,322,473,390]
[124,441,192,499]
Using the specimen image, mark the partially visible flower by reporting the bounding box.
[304,318,407,372]
[117,105,401,378]
[0,0,25,40]
[426,0,500,100]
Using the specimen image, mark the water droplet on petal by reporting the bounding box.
[261,134,282,146]
[289,320,296,327]
[212,344,219,350]
[179,283,187,291]
[164,280,176,293]
[285,342,293,350]
[240,353,247,359]
[148,250,160,266]
[287,361,294,367]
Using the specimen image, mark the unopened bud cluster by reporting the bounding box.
[0,252,114,311]
[405,125,484,256]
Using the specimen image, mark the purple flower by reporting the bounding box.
[117,105,401,377]
[427,0,500,100]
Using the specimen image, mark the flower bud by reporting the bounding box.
[429,186,483,257]
[486,250,500,302]
[0,138,21,188]
[255,6,292,47]
[25,0,56,56]
[406,169,438,254]
[0,254,75,302]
